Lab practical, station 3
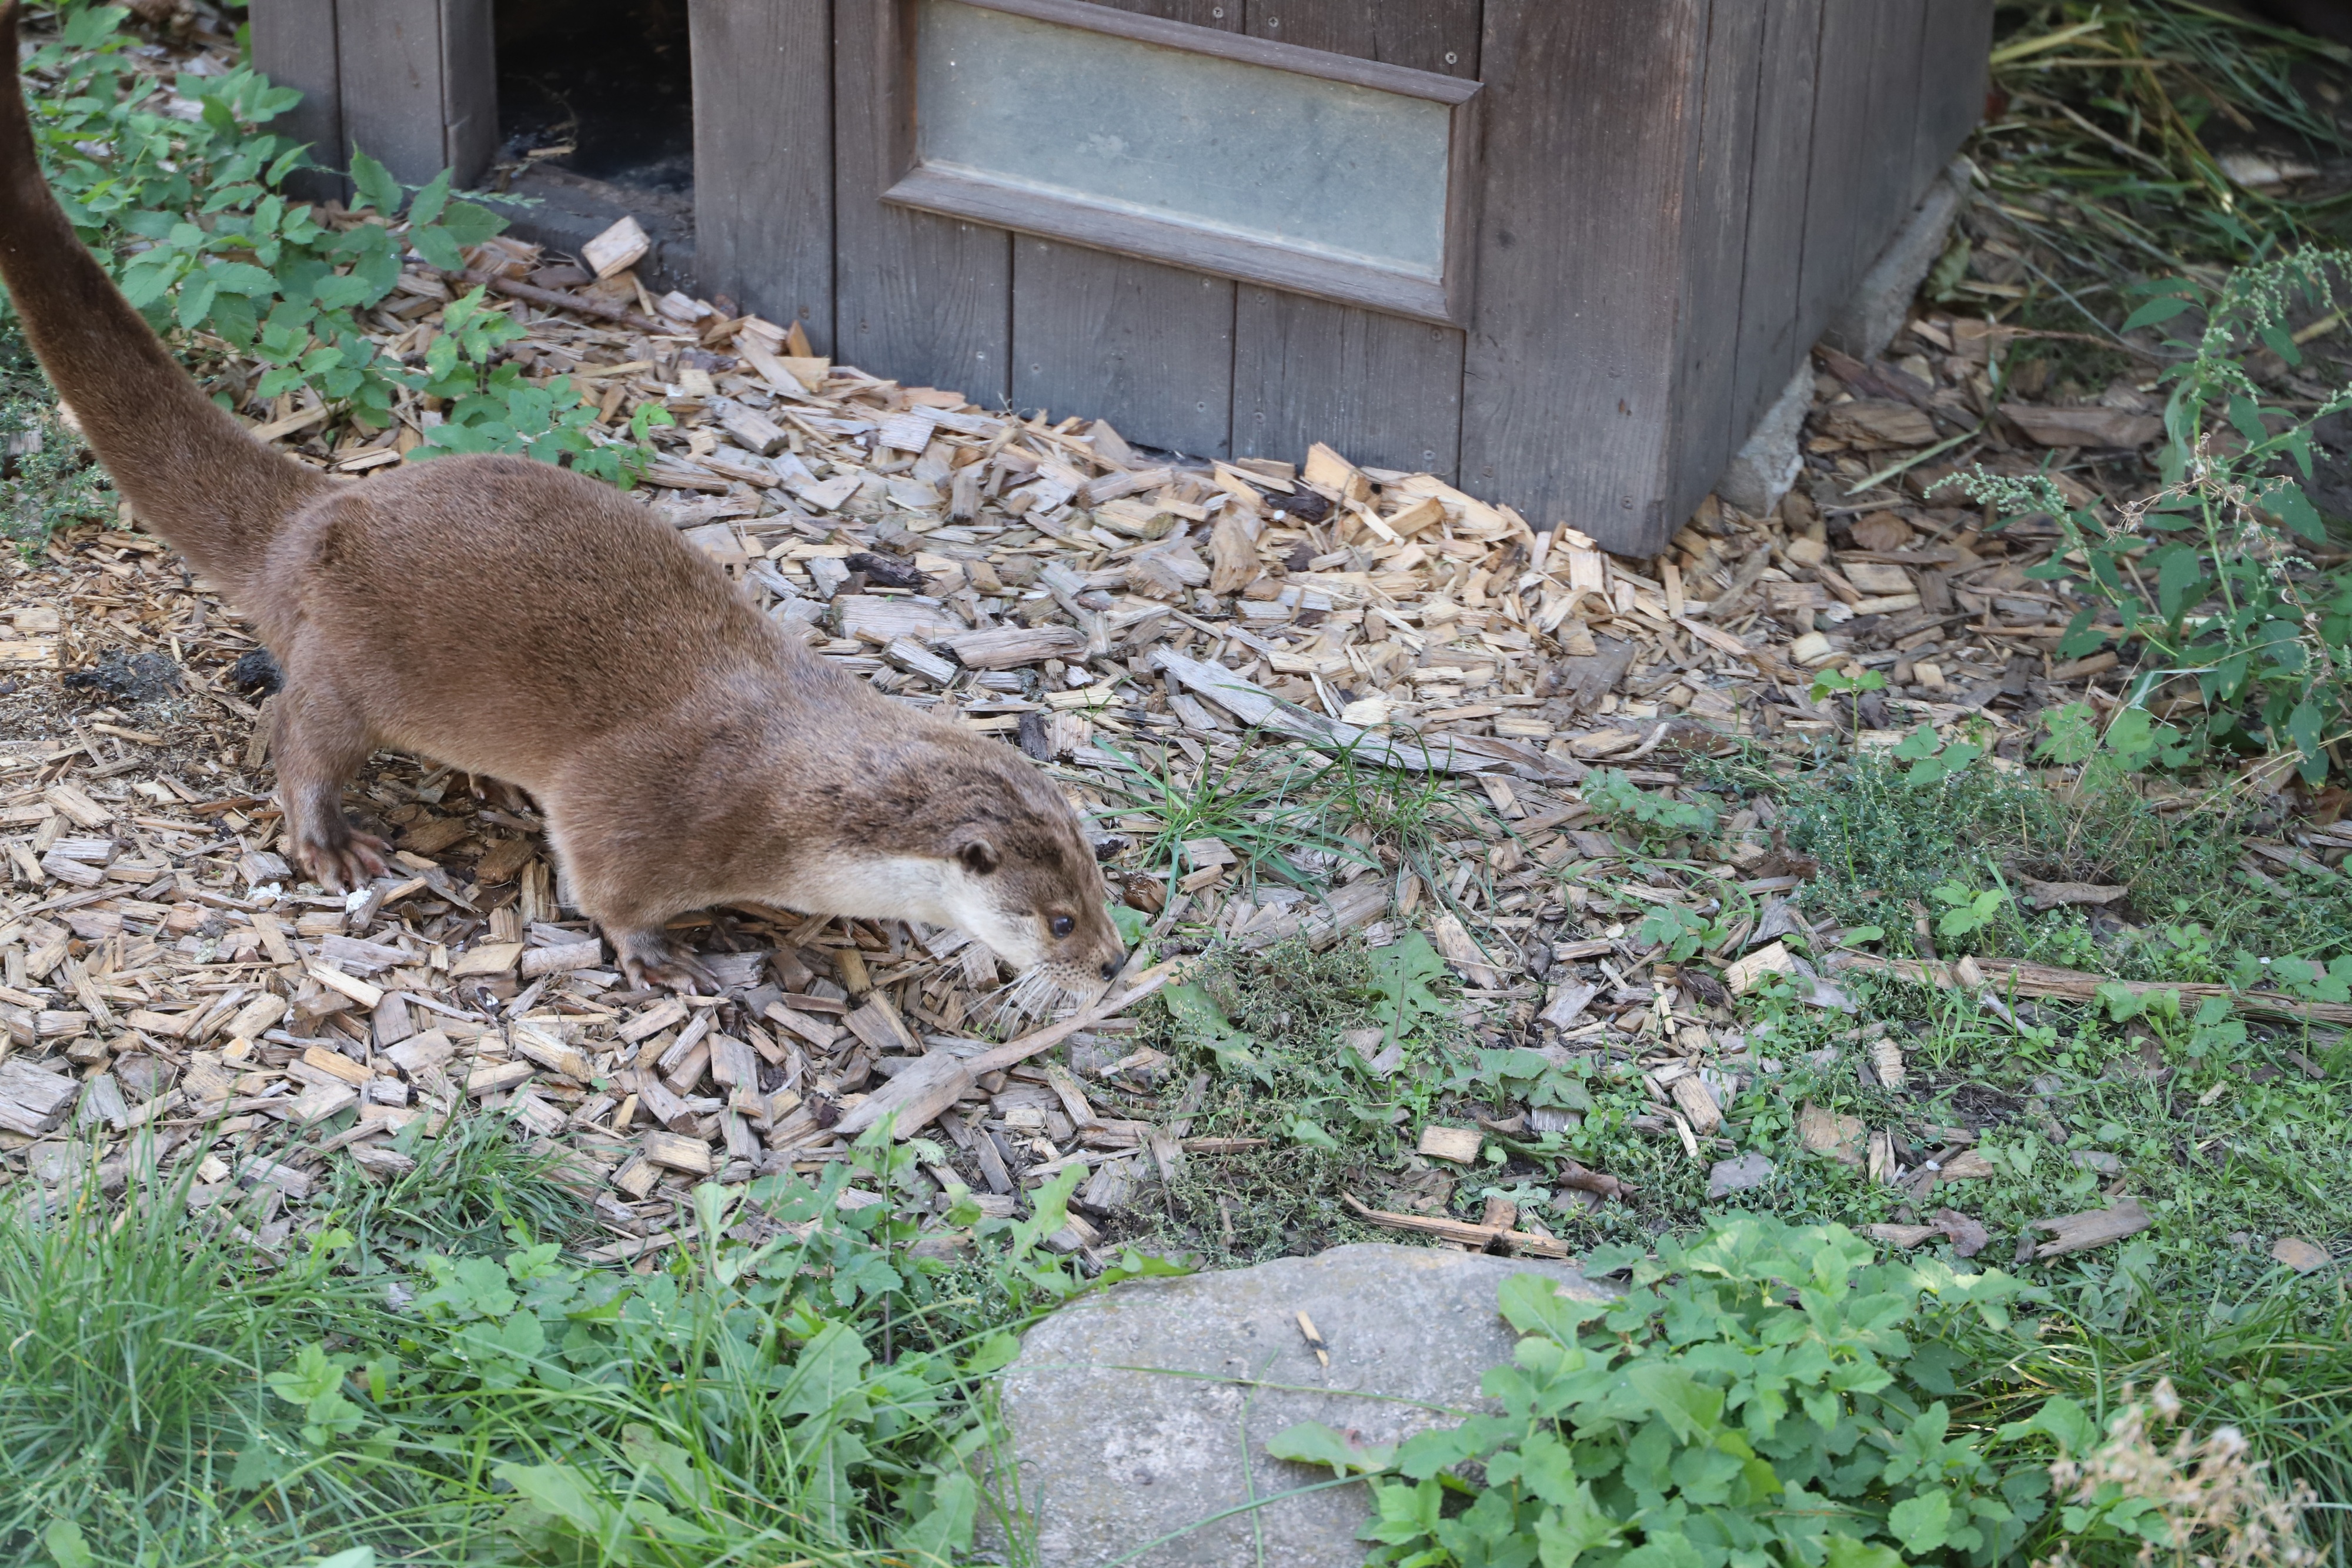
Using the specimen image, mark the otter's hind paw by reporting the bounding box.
[610,927,720,994]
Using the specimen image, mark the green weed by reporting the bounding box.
[1582,766,1720,853]
[1708,748,2352,978]
[8,4,659,519]
[0,1141,423,1566]
[1956,248,2352,782]
[1093,736,1369,902]
[1271,1212,2056,1568]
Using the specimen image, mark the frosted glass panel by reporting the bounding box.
[914,0,1452,282]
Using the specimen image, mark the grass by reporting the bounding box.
[0,1122,1094,1567]
[1977,1,2352,283]
[1990,1288,2352,1546]
[1692,741,2352,982]
[322,1106,595,1269]
[1080,726,2352,1563]
[1,319,111,544]
[0,1140,421,1565]
[1085,727,1511,925]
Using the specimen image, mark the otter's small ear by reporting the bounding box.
[957,836,1000,877]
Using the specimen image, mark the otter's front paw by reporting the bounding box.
[288,820,392,893]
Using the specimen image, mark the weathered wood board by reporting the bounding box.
[246,0,1995,554]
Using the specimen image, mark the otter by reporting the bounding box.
[0,3,1125,997]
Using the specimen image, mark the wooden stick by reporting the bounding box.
[1830,950,2352,1025]
[1341,1193,1576,1260]
[962,960,1181,1076]
[459,269,670,335]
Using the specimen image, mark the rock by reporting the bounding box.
[1706,1152,1775,1199]
[993,1243,1614,1568]
[1716,364,1812,517]
[1823,159,1970,361]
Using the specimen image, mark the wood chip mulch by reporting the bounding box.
[1,214,2307,1267]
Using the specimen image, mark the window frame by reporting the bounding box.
[873,0,1484,326]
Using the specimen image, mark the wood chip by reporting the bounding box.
[2023,1197,2151,1261]
[2270,1236,2332,1273]
[834,1052,975,1140]
[1797,1101,1865,1166]
[448,941,524,978]
[1418,1125,1484,1164]
[582,214,650,279]
[641,1129,714,1175]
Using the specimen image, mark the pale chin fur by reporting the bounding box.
[761,853,1100,1005]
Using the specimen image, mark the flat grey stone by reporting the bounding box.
[1707,1152,1776,1199]
[993,1242,1614,1567]
[1716,364,1813,517]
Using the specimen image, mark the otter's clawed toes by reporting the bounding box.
[611,928,720,994]
[466,773,533,814]
[289,821,393,893]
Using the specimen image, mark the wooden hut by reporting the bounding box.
[251,0,1993,555]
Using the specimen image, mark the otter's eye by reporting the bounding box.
[1050,914,1075,939]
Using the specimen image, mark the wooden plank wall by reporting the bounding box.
[1005,0,1241,453]
[1917,0,1996,194]
[833,2,1013,404]
[1666,0,1769,527]
[331,0,496,187]
[1728,0,1826,456]
[1228,0,1478,477]
[263,0,1993,554]
[691,0,834,349]
[1709,0,1991,534]
[248,0,343,201]
[1012,242,1234,451]
[1459,0,1709,553]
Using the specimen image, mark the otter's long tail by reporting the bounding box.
[0,2,330,598]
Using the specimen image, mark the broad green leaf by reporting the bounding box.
[2000,1394,2095,1455]
[437,197,507,247]
[1889,725,1940,762]
[896,1472,979,1566]
[775,1320,872,1422]
[1823,1534,1904,1568]
[1533,1481,1624,1568]
[1890,1488,1954,1552]
[1396,1423,1487,1480]
[349,148,403,216]
[2270,480,2326,543]
[410,223,466,274]
[492,1460,606,1537]
[2120,294,2194,331]
[175,272,217,330]
[1498,1273,1608,1343]
[1626,1362,1725,1445]
[2056,606,2107,660]
[1265,1420,1396,1477]
[41,1520,92,1568]
[407,168,452,228]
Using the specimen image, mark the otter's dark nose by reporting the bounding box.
[1101,959,1120,981]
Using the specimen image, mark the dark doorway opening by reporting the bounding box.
[495,0,695,196]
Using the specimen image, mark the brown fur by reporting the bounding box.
[0,4,1124,994]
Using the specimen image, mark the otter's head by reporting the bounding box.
[859,738,1127,1001]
